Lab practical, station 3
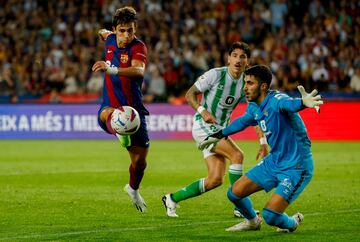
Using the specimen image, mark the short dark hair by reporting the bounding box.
[112,6,137,27]
[244,65,272,86]
[228,42,251,58]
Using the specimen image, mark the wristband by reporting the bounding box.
[197,106,206,114]
[260,137,267,145]
[106,66,118,75]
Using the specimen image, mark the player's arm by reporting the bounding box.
[92,40,147,78]
[297,85,323,113]
[185,84,217,124]
[92,57,145,79]
[199,112,255,150]
[98,29,113,41]
[277,86,323,113]
[254,125,269,160]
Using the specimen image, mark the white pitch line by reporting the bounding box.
[0,170,122,176]
[1,208,359,241]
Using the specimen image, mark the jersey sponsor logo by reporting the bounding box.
[225,96,235,105]
[218,84,224,90]
[120,54,129,63]
[220,95,236,107]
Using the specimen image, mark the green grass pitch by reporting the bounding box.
[0,140,359,241]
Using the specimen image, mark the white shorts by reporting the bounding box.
[192,117,223,159]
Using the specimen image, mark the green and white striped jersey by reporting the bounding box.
[194,67,246,127]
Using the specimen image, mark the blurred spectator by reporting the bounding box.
[87,72,103,94]
[48,89,61,103]
[9,92,18,104]
[144,67,166,103]
[270,0,288,33]
[350,66,360,92]
[0,0,359,104]
[284,64,304,92]
[312,62,330,91]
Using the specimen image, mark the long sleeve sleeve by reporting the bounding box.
[223,112,256,136]
[275,93,304,113]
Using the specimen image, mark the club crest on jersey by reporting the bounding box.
[120,54,129,63]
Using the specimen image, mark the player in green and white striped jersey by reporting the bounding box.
[162,42,269,217]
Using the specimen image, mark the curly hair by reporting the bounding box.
[112,6,137,27]
[244,65,273,86]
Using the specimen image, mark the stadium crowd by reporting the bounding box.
[0,0,359,104]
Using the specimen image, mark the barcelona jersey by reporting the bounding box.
[101,34,149,115]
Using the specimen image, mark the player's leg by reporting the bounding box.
[99,107,130,147]
[163,154,226,217]
[99,107,115,133]
[171,154,226,201]
[262,194,302,232]
[163,120,224,217]
[263,168,313,232]
[127,146,148,191]
[226,160,276,232]
[124,116,150,213]
[212,137,246,217]
[226,176,263,231]
[204,154,226,190]
[124,146,148,212]
[212,137,244,185]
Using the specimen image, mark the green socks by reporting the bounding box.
[171,178,205,203]
[116,134,131,147]
[228,164,242,185]
[170,164,242,204]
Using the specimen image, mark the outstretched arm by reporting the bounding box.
[277,86,324,113]
[199,112,255,150]
[297,85,323,113]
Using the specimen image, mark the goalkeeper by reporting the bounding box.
[199,64,323,232]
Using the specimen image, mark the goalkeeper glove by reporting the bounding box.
[297,85,324,113]
[198,130,227,150]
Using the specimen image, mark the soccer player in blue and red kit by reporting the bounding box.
[199,65,324,232]
[92,6,148,213]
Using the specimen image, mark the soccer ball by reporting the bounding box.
[110,106,141,135]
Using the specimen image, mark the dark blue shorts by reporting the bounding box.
[98,107,150,148]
